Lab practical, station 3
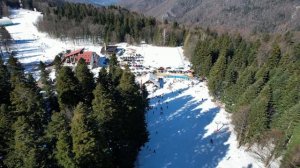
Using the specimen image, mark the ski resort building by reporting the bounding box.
[140,73,160,87]
[101,45,118,56]
[62,48,102,68]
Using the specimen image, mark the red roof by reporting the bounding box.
[65,48,84,57]
[76,51,93,63]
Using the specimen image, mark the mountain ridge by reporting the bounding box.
[117,0,300,34]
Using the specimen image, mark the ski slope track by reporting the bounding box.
[5,9,280,168]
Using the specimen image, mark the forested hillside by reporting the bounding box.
[189,30,300,167]
[119,0,300,35]
[35,2,186,46]
[0,54,149,167]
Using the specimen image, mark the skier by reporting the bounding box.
[210,138,214,144]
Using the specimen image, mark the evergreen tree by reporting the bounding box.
[245,85,271,142]
[109,54,118,74]
[0,104,11,167]
[116,67,148,167]
[53,55,62,75]
[56,67,81,116]
[92,84,116,124]
[97,67,108,88]
[7,55,25,87]
[10,81,45,131]
[208,49,227,97]
[55,130,75,168]
[71,103,96,167]
[4,116,40,168]
[91,83,115,167]
[0,57,11,104]
[75,59,95,104]
[267,44,281,68]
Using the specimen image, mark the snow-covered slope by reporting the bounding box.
[5,9,101,76]
[137,79,279,168]
[5,9,280,168]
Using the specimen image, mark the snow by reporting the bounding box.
[4,9,101,77]
[137,79,280,168]
[119,44,189,68]
[5,9,281,168]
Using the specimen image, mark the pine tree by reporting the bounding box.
[116,67,148,167]
[0,57,11,104]
[71,103,96,167]
[245,85,271,141]
[53,55,62,75]
[92,84,116,124]
[0,104,11,167]
[97,67,108,88]
[75,59,95,104]
[91,83,116,167]
[4,116,40,168]
[118,66,136,94]
[56,67,81,115]
[109,53,118,76]
[208,49,227,97]
[7,55,25,88]
[267,44,281,68]
[10,81,45,131]
[55,130,75,168]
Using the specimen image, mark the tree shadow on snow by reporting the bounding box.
[138,89,230,168]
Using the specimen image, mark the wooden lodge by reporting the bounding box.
[62,48,100,68]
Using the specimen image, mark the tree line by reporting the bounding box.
[0,54,149,167]
[190,31,300,167]
[35,2,186,46]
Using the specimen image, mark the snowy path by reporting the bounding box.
[137,79,272,168]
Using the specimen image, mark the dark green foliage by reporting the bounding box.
[55,130,75,168]
[75,59,95,105]
[56,66,81,113]
[191,32,300,166]
[97,67,109,88]
[208,49,227,97]
[0,104,11,167]
[7,55,25,87]
[0,58,11,104]
[245,85,271,141]
[92,84,115,124]
[35,2,185,46]
[4,116,41,168]
[71,103,96,167]
[267,44,281,68]
[0,37,148,168]
[10,78,45,131]
[53,55,62,73]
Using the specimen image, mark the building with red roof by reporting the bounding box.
[62,48,100,68]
